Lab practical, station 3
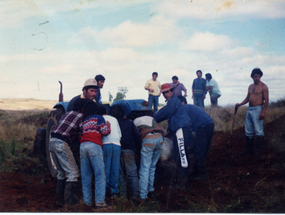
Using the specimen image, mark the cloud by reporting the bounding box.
[98,15,183,47]
[155,0,285,20]
[182,31,234,51]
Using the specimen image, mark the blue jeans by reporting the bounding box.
[119,149,140,198]
[103,144,121,194]
[139,134,163,199]
[210,93,221,107]
[49,137,79,182]
[193,96,204,109]
[148,94,159,114]
[245,105,264,138]
[80,142,106,205]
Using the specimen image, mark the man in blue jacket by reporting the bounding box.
[177,95,214,181]
[153,83,194,190]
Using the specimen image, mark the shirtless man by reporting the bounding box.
[236,68,269,154]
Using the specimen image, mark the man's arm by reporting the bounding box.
[145,81,154,92]
[260,84,269,119]
[235,86,250,108]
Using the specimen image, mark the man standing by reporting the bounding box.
[67,78,98,112]
[205,73,221,107]
[145,72,161,114]
[192,70,207,109]
[236,68,269,154]
[154,83,194,190]
[171,76,187,97]
[95,74,105,104]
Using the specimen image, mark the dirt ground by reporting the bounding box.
[1,115,285,212]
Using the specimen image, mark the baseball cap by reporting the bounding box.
[160,83,172,93]
[83,78,98,89]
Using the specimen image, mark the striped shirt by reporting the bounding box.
[80,114,111,147]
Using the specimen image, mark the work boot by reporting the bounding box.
[240,136,254,155]
[64,182,78,205]
[56,179,65,207]
[256,136,264,151]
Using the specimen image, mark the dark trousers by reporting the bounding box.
[194,123,214,174]
[173,125,194,178]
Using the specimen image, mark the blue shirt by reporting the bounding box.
[154,95,192,133]
[183,104,213,132]
[192,78,206,97]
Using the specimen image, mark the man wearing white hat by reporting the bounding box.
[67,78,98,112]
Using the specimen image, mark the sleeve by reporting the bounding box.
[116,120,122,139]
[144,79,150,88]
[99,116,111,136]
[181,83,186,91]
[153,100,175,123]
[158,81,161,89]
[192,79,195,89]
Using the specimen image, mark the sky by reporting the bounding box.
[1,0,285,107]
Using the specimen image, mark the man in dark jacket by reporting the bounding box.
[154,83,194,190]
[177,95,214,181]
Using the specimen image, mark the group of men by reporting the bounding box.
[144,67,269,187]
[49,67,269,208]
[144,70,222,112]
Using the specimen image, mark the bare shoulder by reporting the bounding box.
[261,81,268,90]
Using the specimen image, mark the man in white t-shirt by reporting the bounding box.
[144,72,161,114]
[205,73,221,107]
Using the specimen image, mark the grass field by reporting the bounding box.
[0,98,285,212]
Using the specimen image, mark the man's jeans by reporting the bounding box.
[245,105,264,138]
[193,96,204,109]
[148,94,159,114]
[49,137,79,182]
[103,144,121,194]
[210,94,221,107]
[80,142,106,205]
[139,134,163,199]
[119,149,140,198]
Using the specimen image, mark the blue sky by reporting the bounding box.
[1,0,285,106]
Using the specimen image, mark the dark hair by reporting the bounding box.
[172,76,178,81]
[251,68,263,78]
[72,98,89,112]
[177,95,187,104]
[109,104,125,120]
[152,72,158,77]
[83,100,98,117]
[205,73,212,80]
[196,70,202,75]
[95,74,105,82]
[97,105,107,116]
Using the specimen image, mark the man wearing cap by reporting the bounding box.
[153,83,194,190]
[177,95,214,181]
[145,72,161,114]
[67,78,98,112]
[95,74,105,104]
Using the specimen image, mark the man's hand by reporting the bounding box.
[184,93,187,97]
[259,112,265,120]
[150,89,154,92]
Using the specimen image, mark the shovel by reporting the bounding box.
[226,105,238,154]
